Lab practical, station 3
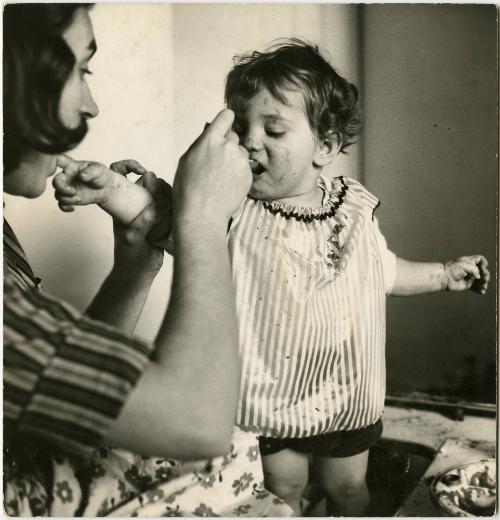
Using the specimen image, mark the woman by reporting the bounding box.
[3,4,292,516]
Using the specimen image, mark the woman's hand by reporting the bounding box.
[173,109,251,231]
[111,160,173,278]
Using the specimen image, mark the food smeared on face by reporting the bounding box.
[230,89,325,207]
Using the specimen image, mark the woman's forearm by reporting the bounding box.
[107,223,241,458]
[86,267,157,333]
[106,108,251,458]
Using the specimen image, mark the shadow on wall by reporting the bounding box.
[361,4,497,404]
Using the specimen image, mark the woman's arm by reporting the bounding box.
[85,168,170,334]
[105,109,251,458]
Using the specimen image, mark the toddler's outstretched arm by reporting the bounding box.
[391,256,490,296]
[54,155,157,224]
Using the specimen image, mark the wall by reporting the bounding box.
[4,4,362,341]
[362,5,497,401]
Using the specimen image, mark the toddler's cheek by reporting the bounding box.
[269,144,292,170]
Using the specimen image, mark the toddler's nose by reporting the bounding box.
[242,132,263,152]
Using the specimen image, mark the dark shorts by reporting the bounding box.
[259,419,383,458]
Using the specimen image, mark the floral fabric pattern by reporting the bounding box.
[4,428,293,517]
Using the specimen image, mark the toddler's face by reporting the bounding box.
[230,88,324,201]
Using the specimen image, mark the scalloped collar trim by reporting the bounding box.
[254,176,348,223]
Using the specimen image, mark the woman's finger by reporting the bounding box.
[147,206,172,244]
[204,109,235,140]
[226,129,240,144]
[143,173,173,203]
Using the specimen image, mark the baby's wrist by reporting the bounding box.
[99,171,126,206]
[440,262,450,291]
[101,172,153,224]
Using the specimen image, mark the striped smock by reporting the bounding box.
[229,176,396,439]
[3,219,153,460]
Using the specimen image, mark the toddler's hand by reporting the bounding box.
[443,255,490,294]
[53,155,117,212]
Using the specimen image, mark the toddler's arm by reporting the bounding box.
[54,155,154,224]
[391,256,490,296]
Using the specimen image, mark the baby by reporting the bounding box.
[54,40,490,516]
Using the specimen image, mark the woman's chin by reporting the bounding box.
[4,152,55,198]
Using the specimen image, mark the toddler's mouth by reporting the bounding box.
[249,159,266,176]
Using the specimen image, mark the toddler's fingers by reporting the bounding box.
[55,193,81,206]
[473,278,489,294]
[476,267,491,294]
[110,159,148,177]
[52,172,77,196]
[481,267,491,283]
[475,255,488,269]
[457,257,481,279]
[58,201,75,213]
[79,163,109,188]
[56,154,89,181]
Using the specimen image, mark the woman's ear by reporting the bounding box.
[313,131,342,167]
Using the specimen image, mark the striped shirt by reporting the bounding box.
[229,176,395,438]
[3,219,153,460]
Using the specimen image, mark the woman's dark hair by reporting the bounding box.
[225,38,360,153]
[3,4,92,173]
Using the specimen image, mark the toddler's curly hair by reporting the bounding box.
[225,38,360,153]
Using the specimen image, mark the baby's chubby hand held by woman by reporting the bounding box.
[442,255,490,294]
[54,155,160,223]
[54,154,174,251]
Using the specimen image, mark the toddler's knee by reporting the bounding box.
[319,475,367,501]
[265,478,306,500]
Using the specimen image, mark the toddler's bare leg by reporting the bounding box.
[314,450,370,516]
[262,448,309,515]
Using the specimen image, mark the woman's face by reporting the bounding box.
[59,7,99,129]
[4,7,99,198]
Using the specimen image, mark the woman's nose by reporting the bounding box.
[82,83,99,119]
